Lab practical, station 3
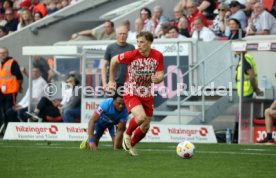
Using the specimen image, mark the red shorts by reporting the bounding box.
[123,95,154,117]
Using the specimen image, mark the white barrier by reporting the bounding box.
[4,123,217,143]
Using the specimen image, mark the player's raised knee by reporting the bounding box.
[265,108,271,117]
[135,114,147,123]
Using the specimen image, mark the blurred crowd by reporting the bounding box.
[0,0,83,38]
[71,0,276,42]
[2,0,275,41]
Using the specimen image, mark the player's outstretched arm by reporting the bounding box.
[87,113,100,151]
[71,29,93,39]
[108,55,120,91]
[113,122,126,150]
[151,71,164,84]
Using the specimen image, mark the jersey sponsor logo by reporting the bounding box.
[125,56,160,97]
[132,58,156,76]
[135,70,155,75]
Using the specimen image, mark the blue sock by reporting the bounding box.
[267,133,272,140]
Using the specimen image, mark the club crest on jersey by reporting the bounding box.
[120,53,124,60]
[97,107,103,114]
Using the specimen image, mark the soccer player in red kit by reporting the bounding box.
[108,31,164,156]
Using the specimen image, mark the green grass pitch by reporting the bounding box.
[0,141,276,178]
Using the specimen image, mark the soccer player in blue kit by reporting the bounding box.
[80,92,128,150]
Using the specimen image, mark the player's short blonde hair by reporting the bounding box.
[136,31,154,42]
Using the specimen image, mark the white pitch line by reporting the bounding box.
[1,145,276,156]
[1,145,78,149]
[241,149,269,152]
[197,150,276,156]
[141,148,276,156]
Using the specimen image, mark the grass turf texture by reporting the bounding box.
[0,141,276,178]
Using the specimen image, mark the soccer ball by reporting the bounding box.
[176,141,195,159]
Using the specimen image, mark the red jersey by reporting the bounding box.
[118,49,164,97]
[187,10,208,33]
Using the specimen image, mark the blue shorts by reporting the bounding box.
[94,119,115,139]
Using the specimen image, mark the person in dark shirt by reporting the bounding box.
[228,18,245,40]
[178,16,190,37]
[33,56,50,82]
[4,8,18,32]
[197,0,216,20]
[0,26,8,38]
[21,56,51,83]
[101,25,135,90]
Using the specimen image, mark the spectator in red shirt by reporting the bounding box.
[19,0,32,9]
[186,0,207,33]
[27,0,47,17]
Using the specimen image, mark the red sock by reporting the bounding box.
[126,117,138,136]
[131,127,147,146]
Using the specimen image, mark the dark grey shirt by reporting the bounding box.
[104,42,135,84]
[64,87,81,109]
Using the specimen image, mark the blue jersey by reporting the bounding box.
[95,98,128,125]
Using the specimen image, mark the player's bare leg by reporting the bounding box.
[265,108,276,133]
[257,102,276,144]
[123,105,146,155]
[265,102,276,133]
[128,116,151,156]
